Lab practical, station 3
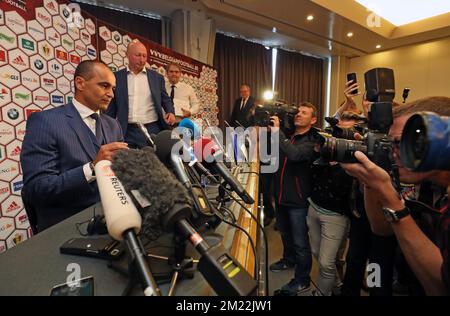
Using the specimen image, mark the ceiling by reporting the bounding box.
[81,0,450,58]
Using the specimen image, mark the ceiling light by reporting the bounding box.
[272,27,277,33]
[356,0,450,26]
[307,15,314,21]
[347,32,353,37]
[376,44,381,49]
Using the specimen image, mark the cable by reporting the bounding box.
[178,166,269,294]
[218,206,237,224]
[75,206,98,236]
[218,184,269,296]
[215,213,259,285]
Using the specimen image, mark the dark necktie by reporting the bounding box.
[170,85,175,100]
[90,113,104,145]
[241,98,246,110]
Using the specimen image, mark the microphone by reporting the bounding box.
[154,130,219,228]
[111,148,257,296]
[95,160,161,296]
[137,123,156,148]
[193,137,255,205]
[154,130,216,183]
[178,118,201,140]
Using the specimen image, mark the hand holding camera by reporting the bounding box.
[270,116,280,128]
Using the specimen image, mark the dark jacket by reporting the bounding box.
[106,68,174,135]
[274,128,321,208]
[230,96,255,128]
[21,103,123,232]
[310,162,354,215]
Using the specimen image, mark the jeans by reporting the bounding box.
[275,204,312,286]
[307,203,349,295]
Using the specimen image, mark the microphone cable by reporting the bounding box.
[213,210,259,288]
[215,183,269,296]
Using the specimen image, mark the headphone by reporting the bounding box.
[86,214,108,235]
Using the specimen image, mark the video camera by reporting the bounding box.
[253,101,298,135]
[400,112,450,171]
[319,68,396,172]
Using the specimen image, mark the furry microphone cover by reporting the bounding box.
[111,147,193,240]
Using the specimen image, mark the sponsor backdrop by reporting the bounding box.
[0,0,218,253]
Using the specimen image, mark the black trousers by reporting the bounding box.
[342,194,397,296]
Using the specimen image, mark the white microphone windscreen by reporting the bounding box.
[95,160,142,241]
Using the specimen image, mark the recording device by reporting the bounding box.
[50,276,94,296]
[60,236,123,260]
[400,112,450,171]
[95,160,161,296]
[178,118,201,140]
[319,68,396,172]
[347,73,358,95]
[153,130,220,230]
[193,137,255,205]
[253,101,298,135]
[111,148,257,296]
[402,88,410,103]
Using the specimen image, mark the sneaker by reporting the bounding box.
[280,279,311,296]
[310,290,322,296]
[269,259,294,272]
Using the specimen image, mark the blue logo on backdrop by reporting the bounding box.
[87,48,96,57]
[13,181,23,192]
[52,95,64,104]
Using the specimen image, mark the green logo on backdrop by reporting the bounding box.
[21,38,34,51]
[63,39,73,47]
[15,93,30,100]
[0,33,15,44]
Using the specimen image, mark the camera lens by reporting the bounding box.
[320,137,367,163]
[400,112,450,171]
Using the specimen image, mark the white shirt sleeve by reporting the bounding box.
[83,162,96,183]
[188,85,200,115]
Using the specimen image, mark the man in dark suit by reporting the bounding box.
[230,84,255,128]
[106,40,176,148]
[21,61,127,232]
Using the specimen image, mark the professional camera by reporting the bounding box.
[319,68,396,171]
[253,101,298,135]
[324,116,366,140]
[400,111,450,171]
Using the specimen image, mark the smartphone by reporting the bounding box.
[50,276,94,296]
[347,73,358,95]
[60,237,124,260]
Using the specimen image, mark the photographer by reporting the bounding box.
[341,96,450,295]
[334,80,363,119]
[307,112,360,296]
[270,102,321,296]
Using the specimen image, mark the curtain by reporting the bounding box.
[275,49,325,127]
[74,2,162,44]
[213,33,272,130]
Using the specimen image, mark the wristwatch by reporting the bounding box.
[89,162,95,177]
[382,206,410,223]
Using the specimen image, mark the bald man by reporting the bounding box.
[106,40,175,148]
